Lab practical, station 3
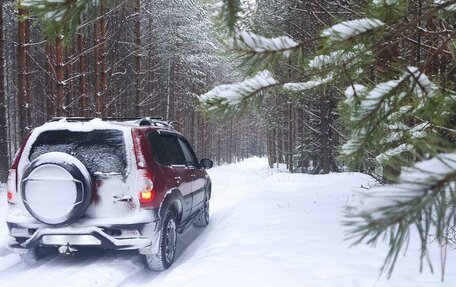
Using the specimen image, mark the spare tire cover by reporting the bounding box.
[21,152,92,226]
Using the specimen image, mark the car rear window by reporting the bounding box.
[29,129,127,175]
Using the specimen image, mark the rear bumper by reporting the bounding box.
[7,225,155,251]
[6,209,160,253]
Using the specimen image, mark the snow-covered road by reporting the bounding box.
[0,158,454,286]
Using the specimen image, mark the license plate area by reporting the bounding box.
[41,235,101,245]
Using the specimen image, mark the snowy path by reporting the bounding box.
[0,158,454,286]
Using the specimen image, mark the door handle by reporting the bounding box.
[190,174,196,178]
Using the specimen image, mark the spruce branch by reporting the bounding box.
[346,153,456,278]
[283,75,333,92]
[200,70,281,115]
[230,31,300,58]
[212,0,456,279]
[321,18,385,41]
[18,0,126,45]
[218,0,242,34]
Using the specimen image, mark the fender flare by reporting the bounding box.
[158,189,184,229]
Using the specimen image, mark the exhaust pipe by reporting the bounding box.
[58,244,78,255]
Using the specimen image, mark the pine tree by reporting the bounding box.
[5,0,265,171]
[200,0,456,278]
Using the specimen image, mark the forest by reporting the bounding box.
[0,0,455,280]
[0,0,267,184]
[0,0,363,185]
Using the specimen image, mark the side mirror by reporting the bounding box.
[200,158,213,169]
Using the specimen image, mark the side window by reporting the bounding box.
[178,138,199,167]
[147,132,169,165]
[148,132,186,166]
[162,136,186,166]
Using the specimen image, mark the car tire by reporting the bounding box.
[20,246,53,266]
[194,194,210,227]
[145,209,178,271]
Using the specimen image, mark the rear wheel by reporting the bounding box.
[145,210,177,271]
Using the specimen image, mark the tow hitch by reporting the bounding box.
[58,244,78,255]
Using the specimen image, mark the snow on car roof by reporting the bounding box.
[36,118,136,133]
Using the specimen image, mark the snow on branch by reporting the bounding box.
[308,50,354,69]
[341,130,367,156]
[350,153,456,222]
[22,0,67,22]
[375,144,414,164]
[283,75,332,92]
[344,84,367,104]
[434,0,456,11]
[381,122,430,146]
[354,67,439,119]
[406,66,438,98]
[200,70,278,106]
[322,18,384,41]
[341,66,441,158]
[355,78,403,120]
[20,0,100,43]
[375,122,431,163]
[231,31,299,57]
[347,152,456,276]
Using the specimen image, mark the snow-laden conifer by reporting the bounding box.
[321,19,384,41]
[283,76,332,92]
[20,0,103,42]
[231,31,299,57]
[309,50,354,68]
[204,0,456,278]
[347,153,456,275]
[200,70,278,112]
[433,0,456,11]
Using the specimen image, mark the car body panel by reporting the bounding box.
[6,119,211,255]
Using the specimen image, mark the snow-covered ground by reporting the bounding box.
[0,157,454,286]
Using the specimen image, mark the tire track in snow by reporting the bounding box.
[118,160,270,286]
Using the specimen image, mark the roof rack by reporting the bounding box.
[48,117,177,130]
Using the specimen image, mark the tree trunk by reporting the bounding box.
[134,0,141,116]
[100,0,107,117]
[0,0,8,182]
[94,14,100,116]
[45,43,55,117]
[55,35,65,116]
[17,2,30,138]
[77,33,88,116]
[319,92,331,174]
[95,0,107,117]
[287,101,293,173]
[146,4,155,116]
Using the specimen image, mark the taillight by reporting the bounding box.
[139,171,154,206]
[7,169,17,204]
[132,130,147,169]
[6,132,32,205]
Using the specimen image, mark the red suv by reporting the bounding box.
[5,117,213,271]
